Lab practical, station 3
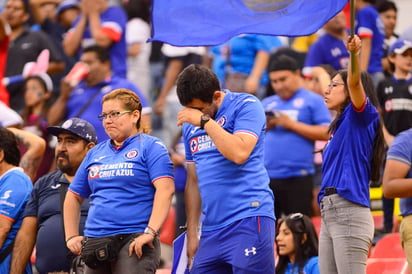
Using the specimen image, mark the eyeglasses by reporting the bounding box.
[288,212,306,232]
[327,80,345,90]
[98,110,132,121]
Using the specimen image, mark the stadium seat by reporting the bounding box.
[366,258,408,274]
[370,233,405,259]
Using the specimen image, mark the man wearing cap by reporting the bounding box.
[10,118,97,274]
[376,38,412,234]
[262,54,331,219]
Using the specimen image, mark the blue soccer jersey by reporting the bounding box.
[303,33,349,76]
[319,99,380,207]
[69,134,173,237]
[0,167,32,274]
[68,6,127,78]
[182,90,275,231]
[386,129,412,216]
[355,5,385,74]
[262,88,331,179]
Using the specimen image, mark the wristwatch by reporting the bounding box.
[200,114,211,129]
[144,226,158,237]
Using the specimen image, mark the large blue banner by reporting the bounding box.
[150,0,348,46]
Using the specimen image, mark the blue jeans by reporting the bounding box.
[319,194,373,274]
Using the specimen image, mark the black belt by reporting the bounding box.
[324,187,337,196]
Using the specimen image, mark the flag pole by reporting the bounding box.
[350,0,355,74]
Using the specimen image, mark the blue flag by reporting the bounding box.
[171,231,190,274]
[150,0,348,46]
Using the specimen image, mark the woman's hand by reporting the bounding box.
[128,234,155,258]
[66,236,84,255]
[346,35,361,55]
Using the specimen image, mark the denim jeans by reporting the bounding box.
[319,194,373,274]
[84,237,160,274]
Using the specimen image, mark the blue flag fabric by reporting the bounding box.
[171,231,190,274]
[150,0,349,46]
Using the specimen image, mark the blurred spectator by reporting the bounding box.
[210,34,282,97]
[153,44,205,147]
[355,0,385,87]
[123,0,151,104]
[0,12,10,105]
[382,128,412,273]
[63,0,127,78]
[21,74,55,181]
[10,118,96,274]
[169,130,187,237]
[376,39,412,234]
[0,101,23,127]
[29,0,81,94]
[48,45,151,142]
[262,55,330,219]
[276,213,319,274]
[0,127,33,274]
[304,65,336,216]
[3,0,64,112]
[303,11,349,78]
[377,1,399,76]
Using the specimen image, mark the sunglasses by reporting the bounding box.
[288,212,306,232]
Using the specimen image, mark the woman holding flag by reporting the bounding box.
[318,34,385,273]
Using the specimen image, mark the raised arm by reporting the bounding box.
[346,35,366,110]
[7,127,46,182]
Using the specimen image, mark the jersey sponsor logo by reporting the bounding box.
[331,47,342,57]
[0,190,16,208]
[125,149,138,159]
[293,98,304,108]
[216,116,227,127]
[385,98,412,112]
[89,166,101,179]
[21,42,32,50]
[384,86,394,94]
[51,184,61,189]
[1,190,12,200]
[244,247,257,256]
[88,162,136,179]
[190,135,215,154]
[94,156,107,161]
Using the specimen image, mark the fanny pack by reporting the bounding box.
[81,234,135,269]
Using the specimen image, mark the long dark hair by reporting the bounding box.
[276,214,319,274]
[328,70,385,182]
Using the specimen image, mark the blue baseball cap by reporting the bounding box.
[389,39,412,55]
[47,118,98,144]
[56,0,80,16]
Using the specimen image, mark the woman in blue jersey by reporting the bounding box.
[63,88,175,274]
[276,213,319,274]
[319,35,385,274]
